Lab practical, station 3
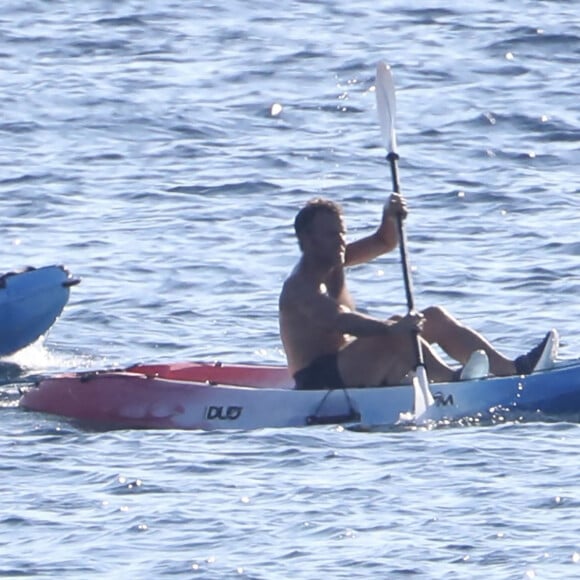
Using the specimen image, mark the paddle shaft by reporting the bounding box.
[375,61,433,416]
[387,151,425,369]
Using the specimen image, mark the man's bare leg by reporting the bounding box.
[421,306,516,376]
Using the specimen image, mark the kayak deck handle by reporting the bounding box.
[306,389,361,426]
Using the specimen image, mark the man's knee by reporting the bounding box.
[422,305,459,340]
[423,305,450,324]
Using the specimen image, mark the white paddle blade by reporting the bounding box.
[375,61,398,154]
[398,367,437,426]
[414,365,435,410]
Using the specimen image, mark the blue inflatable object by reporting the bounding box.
[0,265,80,356]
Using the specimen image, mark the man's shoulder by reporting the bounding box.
[282,261,305,287]
[281,266,319,306]
[280,271,302,303]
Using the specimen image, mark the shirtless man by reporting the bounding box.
[279,196,555,389]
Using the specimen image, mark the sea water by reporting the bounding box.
[1,1,579,578]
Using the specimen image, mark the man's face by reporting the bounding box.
[303,210,346,268]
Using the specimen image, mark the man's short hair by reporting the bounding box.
[294,198,342,238]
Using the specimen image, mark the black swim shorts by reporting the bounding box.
[293,353,345,390]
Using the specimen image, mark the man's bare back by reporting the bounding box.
[279,265,349,376]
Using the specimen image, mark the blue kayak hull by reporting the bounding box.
[0,265,79,356]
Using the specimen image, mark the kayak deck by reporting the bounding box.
[125,361,295,388]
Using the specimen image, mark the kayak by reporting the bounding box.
[0,265,80,357]
[19,357,580,430]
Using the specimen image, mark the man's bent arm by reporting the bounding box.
[336,310,401,337]
[344,195,404,266]
[345,230,397,266]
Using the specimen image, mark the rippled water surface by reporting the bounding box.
[1,1,579,578]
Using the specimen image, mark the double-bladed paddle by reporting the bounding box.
[374,61,435,419]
